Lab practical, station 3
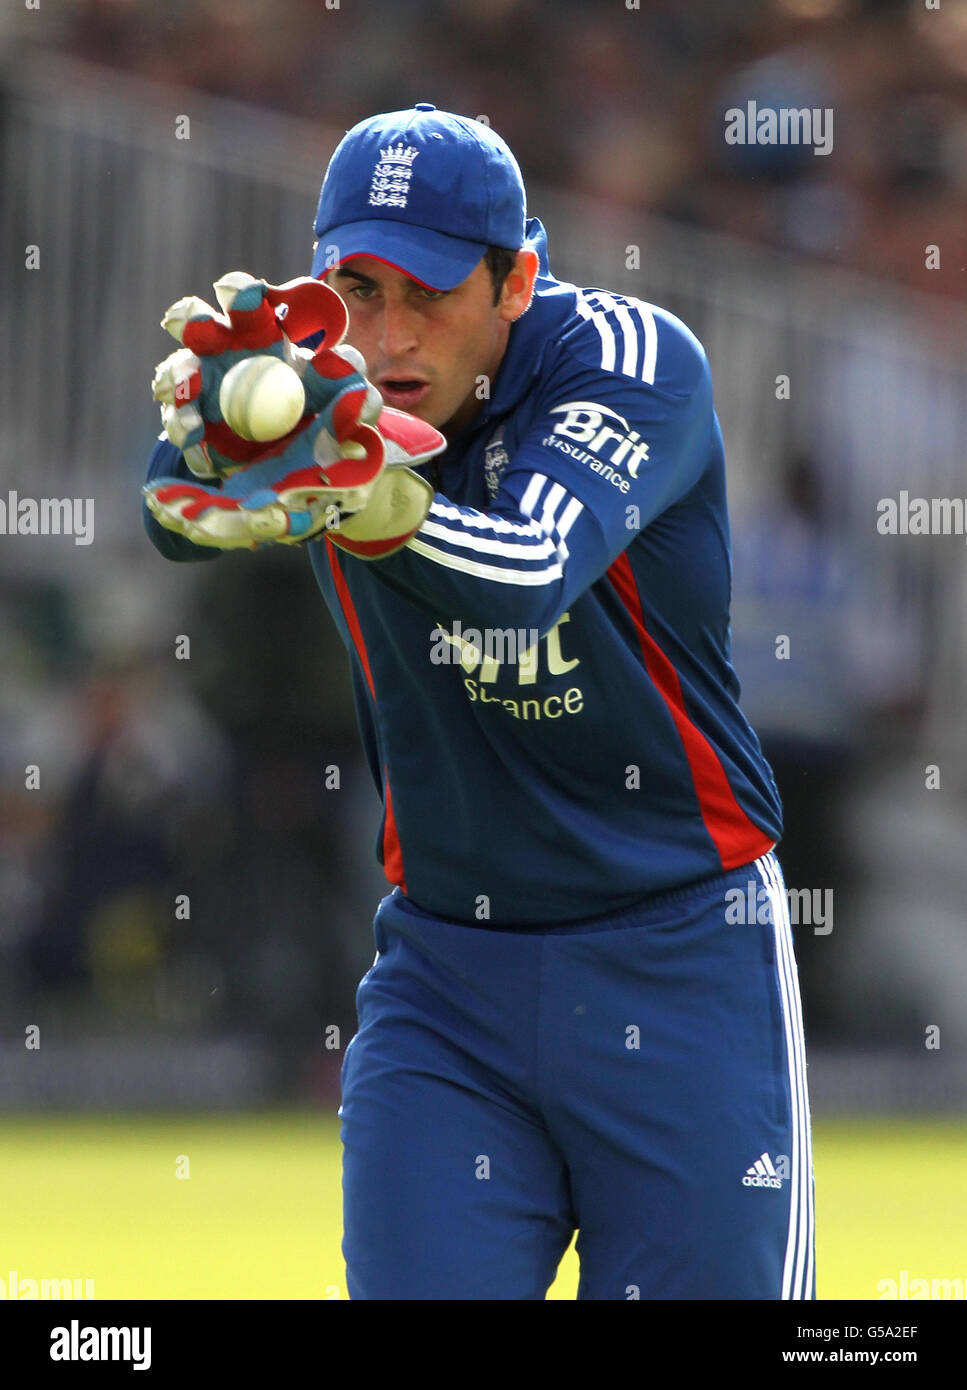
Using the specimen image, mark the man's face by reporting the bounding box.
[325,252,536,436]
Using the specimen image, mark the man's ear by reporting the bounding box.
[499,248,540,323]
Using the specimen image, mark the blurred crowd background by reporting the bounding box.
[1,0,965,1109]
[29,0,967,301]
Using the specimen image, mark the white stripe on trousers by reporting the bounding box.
[755,851,816,1300]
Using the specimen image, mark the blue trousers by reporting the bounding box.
[339,851,815,1299]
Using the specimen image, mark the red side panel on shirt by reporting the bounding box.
[607,551,773,870]
[326,539,406,890]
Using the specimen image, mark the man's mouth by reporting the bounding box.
[378,378,430,410]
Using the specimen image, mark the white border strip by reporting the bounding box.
[756,851,815,1300]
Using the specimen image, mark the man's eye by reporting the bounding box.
[348,284,376,300]
[419,288,446,301]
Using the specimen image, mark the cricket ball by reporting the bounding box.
[219,355,306,442]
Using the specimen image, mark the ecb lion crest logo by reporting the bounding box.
[484,428,509,502]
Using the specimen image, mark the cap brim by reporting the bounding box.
[311,219,487,290]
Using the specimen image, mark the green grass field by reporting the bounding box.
[2,1113,964,1300]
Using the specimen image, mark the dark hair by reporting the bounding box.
[483,245,518,304]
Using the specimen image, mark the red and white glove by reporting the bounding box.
[143,271,445,555]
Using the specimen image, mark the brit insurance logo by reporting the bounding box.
[543,401,650,495]
[368,143,419,209]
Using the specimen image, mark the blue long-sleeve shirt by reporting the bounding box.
[144,218,781,925]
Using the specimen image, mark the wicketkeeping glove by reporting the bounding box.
[143,271,446,555]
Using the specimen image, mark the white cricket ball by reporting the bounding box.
[219,355,306,442]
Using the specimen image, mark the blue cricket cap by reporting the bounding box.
[312,104,526,290]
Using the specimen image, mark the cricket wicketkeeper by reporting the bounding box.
[144,104,815,1301]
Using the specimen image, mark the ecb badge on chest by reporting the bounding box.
[484,428,509,502]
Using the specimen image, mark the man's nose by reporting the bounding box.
[378,300,420,357]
